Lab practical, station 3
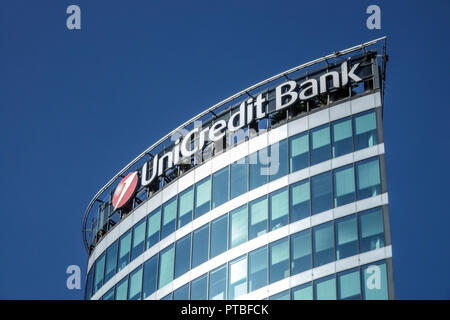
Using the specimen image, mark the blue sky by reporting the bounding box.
[0,0,449,299]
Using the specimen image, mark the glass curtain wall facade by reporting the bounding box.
[84,46,393,301]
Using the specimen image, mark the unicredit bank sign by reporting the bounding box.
[112,60,362,207]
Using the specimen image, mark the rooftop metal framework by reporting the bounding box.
[82,37,388,254]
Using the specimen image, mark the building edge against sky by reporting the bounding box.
[82,37,394,300]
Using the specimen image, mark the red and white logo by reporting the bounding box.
[112,171,139,210]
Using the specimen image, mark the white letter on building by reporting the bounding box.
[276,81,298,111]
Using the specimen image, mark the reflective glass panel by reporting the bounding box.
[104,240,118,283]
[209,265,227,300]
[177,187,193,229]
[175,234,191,278]
[228,256,247,299]
[230,157,248,199]
[192,224,209,268]
[269,187,289,231]
[161,197,177,239]
[354,111,377,151]
[356,157,381,200]
[158,245,174,289]
[269,139,288,181]
[290,180,310,221]
[212,167,229,208]
[195,177,211,218]
[338,268,361,300]
[229,205,247,249]
[311,171,332,215]
[333,165,355,207]
[210,215,228,258]
[131,219,146,260]
[335,215,358,259]
[332,117,353,157]
[310,124,331,165]
[249,196,267,240]
[269,238,289,284]
[290,132,309,172]
[249,148,269,190]
[313,222,334,267]
[146,208,161,249]
[117,230,131,272]
[248,246,267,292]
[128,266,143,300]
[314,275,336,300]
[142,255,158,299]
[291,229,311,275]
[359,207,385,253]
[191,275,207,300]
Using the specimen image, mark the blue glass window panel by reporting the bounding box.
[292,283,313,300]
[361,261,388,300]
[212,167,229,209]
[142,255,158,299]
[146,208,161,249]
[269,187,289,231]
[161,197,177,239]
[353,111,377,151]
[228,256,247,299]
[85,268,93,300]
[358,207,385,253]
[229,205,247,248]
[248,246,267,292]
[338,268,361,300]
[269,238,289,284]
[161,293,172,300]
[335,215,358,260]
[230,157,248,199]
[158,245,174,289]
[270,290,290,300]
[177,187,193,229]
[94,253,105,294]
[104,241,118,283]
[192,224,209,268]
[333,165,355,207]
[314,275,336,300]
[290,180,310,221]
[128,266,143,300]
[175,234,191,279]
[115,276,128,300]
[289,132,309,172]
[117,230,131,272]
[291,230,312,275]
[102,288,115,300]
[131,219,146,260]
[209,265,227,300]
[249,148,269,190]
[356,157,381,200]
[210,215,228,258]
[191,275,208,300]
[269,139,288,181]
[311,171,332,215]
[173,284,189,300]
[313,222,335,267]
[194,177,211,218]
[332,117,353,157]
[310,124,331,165]
[249,196,267,240]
